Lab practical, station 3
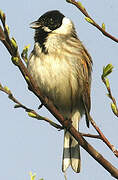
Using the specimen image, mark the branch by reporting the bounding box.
[0,83,63,130]
[1,11,118,179]
[101,64,118,117]
[66,0,118,43]
[80,133,101,139]
[89,116,118,157]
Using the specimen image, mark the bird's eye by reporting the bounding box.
[50,18,53,24]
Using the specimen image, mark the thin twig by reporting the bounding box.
[81,133,101,139]
[0,25,5,40]
[101,75,116,105]
[0,83,32,112]
[66,0,118,43]
[89,116,118,157]
[101,74,118,117]
[0,83,63,130]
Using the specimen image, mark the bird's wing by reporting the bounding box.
[80,46,92,128]
[82,81,91,128]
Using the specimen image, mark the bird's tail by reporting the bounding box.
[62,112,81,173]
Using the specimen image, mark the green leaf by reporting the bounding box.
[0,10,5,23]
[24,44,30,50]
[4,86,10,91]
[4,86,11,93]
[4,86,11,94]
[85,17,94,24]
[11,37,18,49]
[102,23,105,31]
[11,56,19,65]
[111,103,118,116]
[25,75,30,82]
[5,24,10,35]
[28,112,37,118]
[103,64,114,78]
[105,78,110,88]
[21,44,30,64]
[29,172,36,180]
[77,1,85,9]
[0,10,4,18]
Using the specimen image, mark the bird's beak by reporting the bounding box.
[30,21,41,29]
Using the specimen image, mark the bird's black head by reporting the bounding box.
[37,10,64,30]
[30,10,65,53]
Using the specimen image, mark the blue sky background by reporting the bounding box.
[0,0,118,180]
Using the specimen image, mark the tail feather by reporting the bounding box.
[62,112,81,173]
[70,134,81,173]
[62,131,71,172]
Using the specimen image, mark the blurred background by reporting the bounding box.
[0,0,118,179]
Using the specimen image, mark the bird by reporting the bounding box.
[27,10,92,173]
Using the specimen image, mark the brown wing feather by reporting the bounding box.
[80,46,92,127]
[82,81,91,127]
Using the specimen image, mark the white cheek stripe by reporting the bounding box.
[53,17,73,35]
[63,17,71,25]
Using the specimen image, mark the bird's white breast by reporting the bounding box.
[28,50,79,115]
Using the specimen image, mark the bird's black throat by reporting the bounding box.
[34,28,49,54]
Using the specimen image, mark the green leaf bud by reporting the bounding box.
[85,17,94,24]
[28,112,37,118]
[5,24,10,35]
[105,78,110,89]
[29,172,36,180]
[11,56,19,65]
[111,103,118,116]
[4,86,11,93]
[77,1,85,9]
[102,23,105,31]
[11,37,18,49]
[0,10,5,23]
[25,75,30,82]
[103,64,114,78]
